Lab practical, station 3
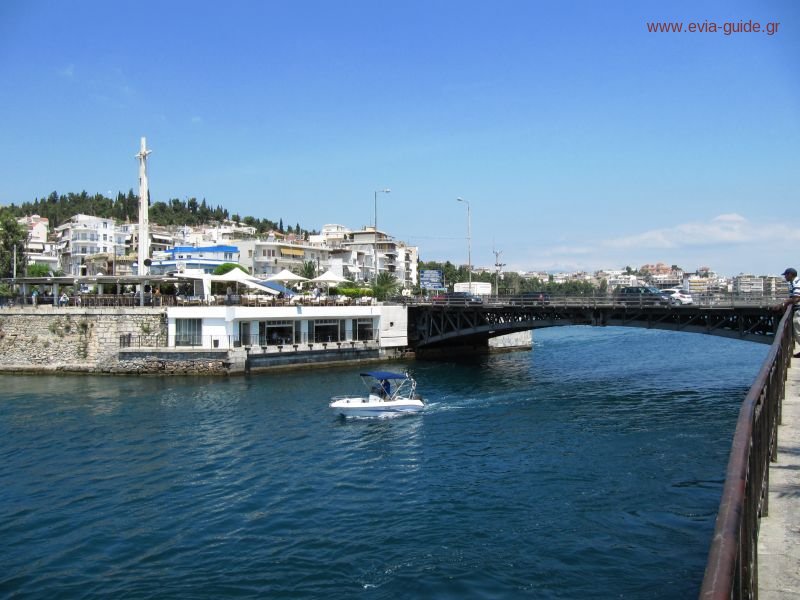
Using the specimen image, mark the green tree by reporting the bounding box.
[372,272,399,301]
[212,263,246,275]
[300,260,317,279]
[26,263,51,277]
[0,211,26,278]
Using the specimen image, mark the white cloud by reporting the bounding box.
[505,214,788,276]
[603,214,785,250]
[58,64,75,78]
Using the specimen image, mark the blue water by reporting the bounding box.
[0,327,768,599]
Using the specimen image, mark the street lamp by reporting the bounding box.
[374,188,391,284]
[457,197,472,291]
[493,249,505,296]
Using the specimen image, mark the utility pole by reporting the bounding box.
[493,249,506,296]
[457,198,472,292]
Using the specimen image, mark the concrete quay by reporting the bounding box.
[758,360,800,598]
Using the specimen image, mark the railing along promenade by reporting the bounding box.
[699,306,792,599]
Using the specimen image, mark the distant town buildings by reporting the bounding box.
[16,214,419,289]
[14,213,783,295]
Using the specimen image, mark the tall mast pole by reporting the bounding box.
[136,137,152,277]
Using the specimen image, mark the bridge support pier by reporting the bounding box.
[414,341,490,360]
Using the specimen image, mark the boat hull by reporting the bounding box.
[329,395,424,418]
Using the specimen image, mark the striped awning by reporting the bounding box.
[280,247,304,257]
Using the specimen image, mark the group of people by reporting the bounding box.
[29,290,78,307]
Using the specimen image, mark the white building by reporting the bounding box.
[55,214,120,276]
[334,226,418,288]
[149,245,240,275]
[166,304,409,351]
[237,238,331,279]
[733,274,765,295]
[606,273,639,289]
[17,215,60,273]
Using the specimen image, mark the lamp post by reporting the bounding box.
[493,249,505,296]
[457,197,472,292]
[374,188,391,284]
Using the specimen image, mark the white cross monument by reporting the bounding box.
[136,137,151,278]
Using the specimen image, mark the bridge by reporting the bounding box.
[408,296,792,595]
[407,297,781,356]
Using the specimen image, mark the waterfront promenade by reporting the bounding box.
[758,360,800,598]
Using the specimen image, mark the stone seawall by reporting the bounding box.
[0,307,166,374]
[0,309,532,376]
[117,349,230,375]
[0,309,407,376]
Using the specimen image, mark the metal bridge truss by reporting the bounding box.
[409,304,780,349]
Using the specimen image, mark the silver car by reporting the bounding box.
[661,288,694,305]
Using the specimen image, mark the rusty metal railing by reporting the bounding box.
[699,307,793,599]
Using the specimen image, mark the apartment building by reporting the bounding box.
[149,245,241,275]
[17,214,60,273]
[54,214,120,276]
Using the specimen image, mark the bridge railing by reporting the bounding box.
[410,293,782,308]
[699,306,792,599]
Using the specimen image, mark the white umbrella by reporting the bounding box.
[210,267,280,297]
[309,269,349,295]
[266,269,309,284]
[310,269,349,285]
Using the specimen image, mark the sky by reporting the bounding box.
[0,0,797,277]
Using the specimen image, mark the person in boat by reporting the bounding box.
[381,379,391,398]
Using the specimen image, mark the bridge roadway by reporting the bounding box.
[407,298,780,353]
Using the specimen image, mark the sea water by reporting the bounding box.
[0,326,768,599]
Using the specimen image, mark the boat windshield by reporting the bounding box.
[360,372,415,400]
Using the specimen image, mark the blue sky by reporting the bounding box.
[0,0,797,276]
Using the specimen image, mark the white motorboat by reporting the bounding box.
[330,371,424,417]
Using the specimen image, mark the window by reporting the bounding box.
[260,320,293,345]
[175,318,202,346]
[312,319,340,343]
[354,318,374,341]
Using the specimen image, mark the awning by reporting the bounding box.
[280,247,304,257]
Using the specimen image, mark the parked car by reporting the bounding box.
[431,292,483,305]
[614,286,674,306]
[660,288,694,305]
